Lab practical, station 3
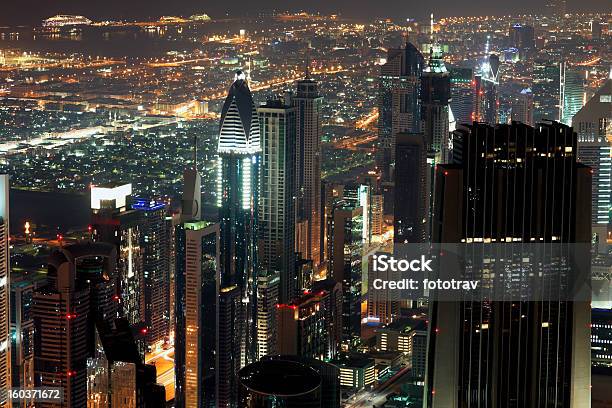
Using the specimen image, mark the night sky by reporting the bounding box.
[0,0,609,26]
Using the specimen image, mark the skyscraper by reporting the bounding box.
[377,42,424,179]
[174,221,220,408]
[255,271,280,360]
[10,278,35,408]
[511,88,534,125]
[393,133,428,244]
[560,62,586,126]
[449,66,474,126]
[293,76,323,268]
[257,97,296,303]
[132,198,170,349]
[421,45,451,158]
[0,175,9,408]
[91,184,145,331]
[327,201,365,345]
[426,121,591,407]
[474,54,500,124]
[574,79,612,250]
[217,70,260,368]
[533,60,560,122]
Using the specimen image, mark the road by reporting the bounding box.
[345,366,412,408]
[145,347,175,401]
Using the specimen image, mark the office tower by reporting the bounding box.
[277,291,328,359]
[293,76,323,268]
[426,122,591,407]
[165,214,178,340]
[511,88,534,125]
[238,360,322,408]
[394,133,427,244]
[574,79,612,251]
[132,198,170,349]
[257,97,296,302]
[449,66,474,126]
[256,272,280,360]
[377,42,424,179]
[421,45,451,157]
[91,183,145,330]
[33,259,89,408]
[533,60,560,122]
[217,71,260,367]
[0,175,9,408]
[475,54,500,124]
[217,285,241,408]
[335,355,376,390]
[174,221,220,408]
[510,24,535,50]
[592,308,612,368]
[327,201,364,344]
[370,193,384,237]
[560,62,586,126]
[342,183,372,245]
[10,278,34,408]
[312,278,343,360]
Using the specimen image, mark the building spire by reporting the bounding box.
[193,135,198,169]
[305,45,311,80]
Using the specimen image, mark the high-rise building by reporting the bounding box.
[0,175,9,408]
[574,79,612,251]
[377,42,424,179]
[217,71,260,367]
[257,97,297,302]
[91,184,145,330]
[327,201,365,344]
[132,198,170,349]
[421,45,451,157]
[560,62,586,126]
[312,278,343,360]
[293,76,324,268]
[510,24,535,51]
[174,221,220,408]
[511,88,534,125]
[449,66,474,127]
[238,360,322,408]
[533,60,560,122]
[277,291,328,359]
[216,285,241,408]
[474,54,500,124]
[394,133,428,244]
[10,277,35,408]
[426,121,591,406]
[255,271,280,360]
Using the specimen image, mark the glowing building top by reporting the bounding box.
[42,15,93,27]
[218,71,261,155]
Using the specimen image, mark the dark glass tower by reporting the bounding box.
[377,42,424,180]
[426,121,591,406]
[217,71,260,371]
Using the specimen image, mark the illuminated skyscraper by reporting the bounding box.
[377,42,424,179]
[327,201,365,345]
[421,45,451,158]
[0,175,9,408]
[560,62,585,126]
[132,198,170,349]
[427,121,591,407]
[574,79,612,251]
[10,277,35,408]
[533,60,560,122]
[449,66,474,126]
[174,221,220,408]
[474,54,500,124]
[257,97,296,302]
[91,184,145,331]
[511,88,534,126]
[255,272,280,360]
[217,70,260,368]
[293,77,324,268]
